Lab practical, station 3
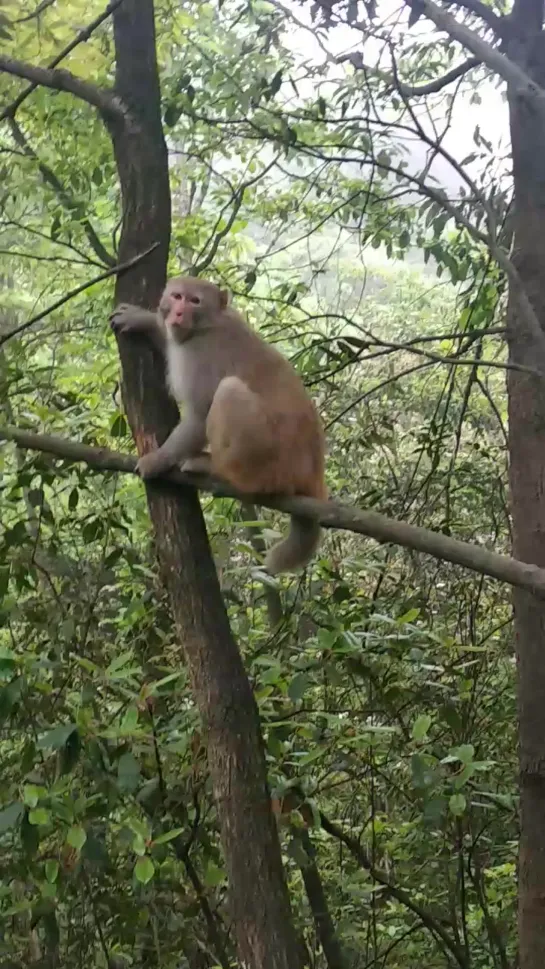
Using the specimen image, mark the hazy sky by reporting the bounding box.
[278,0,510,192]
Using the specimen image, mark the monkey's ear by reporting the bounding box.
[219,288,229,309]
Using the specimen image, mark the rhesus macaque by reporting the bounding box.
[110,277,327,574]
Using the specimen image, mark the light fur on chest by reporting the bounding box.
[166,342,191,403]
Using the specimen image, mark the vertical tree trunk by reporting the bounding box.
[106,3,304,966]
[506,4,545,964]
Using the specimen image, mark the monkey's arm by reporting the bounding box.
[110,303,165,354]
[136,411,207,479]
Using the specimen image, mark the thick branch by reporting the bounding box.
[399,56,480,96]
[0,55,129,124]
[2,425,545,600]
[406,0,545,108]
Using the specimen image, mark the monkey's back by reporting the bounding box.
[206,312,326,500]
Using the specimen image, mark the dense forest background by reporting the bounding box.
[0,0,538,966]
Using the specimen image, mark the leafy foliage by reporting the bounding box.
[0,1,516,966]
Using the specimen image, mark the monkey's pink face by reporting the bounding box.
[160,285,203,341]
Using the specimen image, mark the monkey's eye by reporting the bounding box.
[189,296,200,305]
[172,292,182,300]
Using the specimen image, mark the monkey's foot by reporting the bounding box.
[181,454,212,474]
[136,450,171,479]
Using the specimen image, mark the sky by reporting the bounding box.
[277,0,510,192]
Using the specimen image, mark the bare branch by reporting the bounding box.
[0,55,129,125]
[0,243,159,347]
[348,329,540,378]
[398,56,480,96]
[12,0,57,24]
[406,0,545,107]
[2,425,545,600]
[1,0,127,122]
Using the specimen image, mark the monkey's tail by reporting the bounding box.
[264,515,322,575]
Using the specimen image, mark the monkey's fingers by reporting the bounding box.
[136,451,166,479]
[109,304,133,327]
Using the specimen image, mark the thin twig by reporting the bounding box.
[0,243,159,347]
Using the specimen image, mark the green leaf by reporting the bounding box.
[0,676,24,720]
[45,859,59,883]
[29,808,50,826]
[23,784,44,808]
[164,102,183,127]
[82,518,104,543]
[449,793,467,817]
[120,705,139,734]
[397,608,420,624]
[152,827,185,846]
[0,801,23,833]
[203,862,225,887]
[134,856,155,884]
[412,714,432,742]
[110,413,128,438]
[288,672,310,703]
[132,833,147,856]
[117,752,141,792]
[66,826,87,851]
[38,724,77,750]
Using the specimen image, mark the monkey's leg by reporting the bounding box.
[207,377,277,493]
[208,376,272,456]
[137,414,206,479]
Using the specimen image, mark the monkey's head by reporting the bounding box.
[159,277,229,343]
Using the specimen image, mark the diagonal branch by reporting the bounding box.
[0,243,159,347]
[7,116,115,266]
[1,0,127,122]
[0,55,130,125]
[2,425,545,600]
[319,812,467,967]
[398,56,480,96]
[405,0,545,107]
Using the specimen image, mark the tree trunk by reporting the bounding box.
[107,3,303,967]
[506,5,545,965]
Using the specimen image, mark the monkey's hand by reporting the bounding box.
[136,448,174,479]
[110,304,157,335]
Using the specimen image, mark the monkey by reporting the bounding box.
[110,277,327,575]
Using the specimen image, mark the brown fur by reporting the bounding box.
[111,277,327,573]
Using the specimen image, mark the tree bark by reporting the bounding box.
[106,3,303,967]
[506,7,545,966]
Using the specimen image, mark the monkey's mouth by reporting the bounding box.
[170,323,194,343]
